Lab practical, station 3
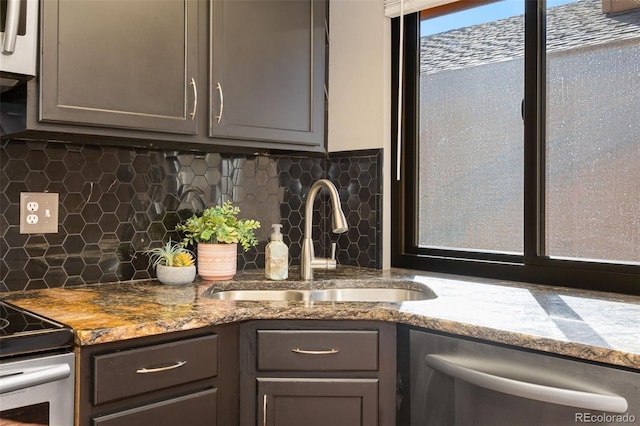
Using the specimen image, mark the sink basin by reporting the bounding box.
[206,289,312,301]
[205,286,436,303]
[309,287,434,302]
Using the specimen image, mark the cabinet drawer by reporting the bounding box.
[92,388,217,426]
[93,334,217,404]
[257,330,378,371]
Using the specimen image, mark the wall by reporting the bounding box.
[328,0,391,268]
[1,1,394,291]
[0,140,382,292]
[328,0,388,153]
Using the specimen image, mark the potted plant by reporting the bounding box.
[144,240,196,285]
[176,201,260,281]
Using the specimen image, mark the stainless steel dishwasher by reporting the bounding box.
[408,328,638,426]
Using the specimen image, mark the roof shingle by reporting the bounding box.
[421,0,640,74]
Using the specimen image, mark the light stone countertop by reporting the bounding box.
[3,267,639,370]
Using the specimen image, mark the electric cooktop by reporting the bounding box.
[0,301,74,360]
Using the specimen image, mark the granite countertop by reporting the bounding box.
[3,267,639,370]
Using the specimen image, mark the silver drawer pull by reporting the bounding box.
[291,348,340,355]
[136,360,187,374]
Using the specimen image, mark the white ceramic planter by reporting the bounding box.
[197,242,238,281]
[156,264,196,285]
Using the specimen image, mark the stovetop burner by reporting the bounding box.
[0,301,74,360]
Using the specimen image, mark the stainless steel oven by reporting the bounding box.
[0,302,75,426]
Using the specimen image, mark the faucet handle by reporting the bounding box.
[311,243,338,271]
[326,243,337,270]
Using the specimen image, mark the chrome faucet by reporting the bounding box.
[300,179,348,280]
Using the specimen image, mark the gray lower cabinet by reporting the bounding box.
[77,325,238,426]
[209,0,327,151]
[258,378,379,426]
[39,0,199,134]
[91,390,217,426]
[240,320,397,426]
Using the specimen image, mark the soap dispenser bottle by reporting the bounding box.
[265,224,288,280]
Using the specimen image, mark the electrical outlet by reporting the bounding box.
[20,192,59,234]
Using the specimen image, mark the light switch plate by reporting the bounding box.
[20,192,59,234]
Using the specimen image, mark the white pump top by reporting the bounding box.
[270,224,284,241]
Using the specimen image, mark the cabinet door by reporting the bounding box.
[92,388,217,426]
[257,378,378,426]
[40,0,199,134]
[210,0,326,150]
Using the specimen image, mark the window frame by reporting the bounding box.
[391,0,639,295]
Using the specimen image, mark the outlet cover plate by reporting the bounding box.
[20,192,59,234]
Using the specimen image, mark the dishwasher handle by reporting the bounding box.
[425,354,629,414]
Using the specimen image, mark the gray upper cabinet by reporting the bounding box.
[4,0,327,153]
[39,0,199,134]
[209,0,327,151]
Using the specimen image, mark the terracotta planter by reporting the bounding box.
[197,243,238,281]
[156,264,196,285]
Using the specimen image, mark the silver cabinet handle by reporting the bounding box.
[425,354,629,413]
[291,348,340,355]
[136,360,187,374]
[189,78,197,120]
[2,0,21,53]
[0,363,70,394]
[262,394,268,426]
[216,82,224,123]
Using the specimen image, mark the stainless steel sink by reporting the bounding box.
[206,289,312,301]
[309,287,434,302]
[205,286,436,303]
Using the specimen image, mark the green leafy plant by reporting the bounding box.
[144,240,195,268]
[176,201,260,252]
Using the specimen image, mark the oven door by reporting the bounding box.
[0,352,75,426]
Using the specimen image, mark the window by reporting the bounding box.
[417,2,525,255]
[545,2,640,265]
[391,0,639,294]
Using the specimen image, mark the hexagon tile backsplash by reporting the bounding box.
[0,139,382,292]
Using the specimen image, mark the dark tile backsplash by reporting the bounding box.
[0,139,382,292]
